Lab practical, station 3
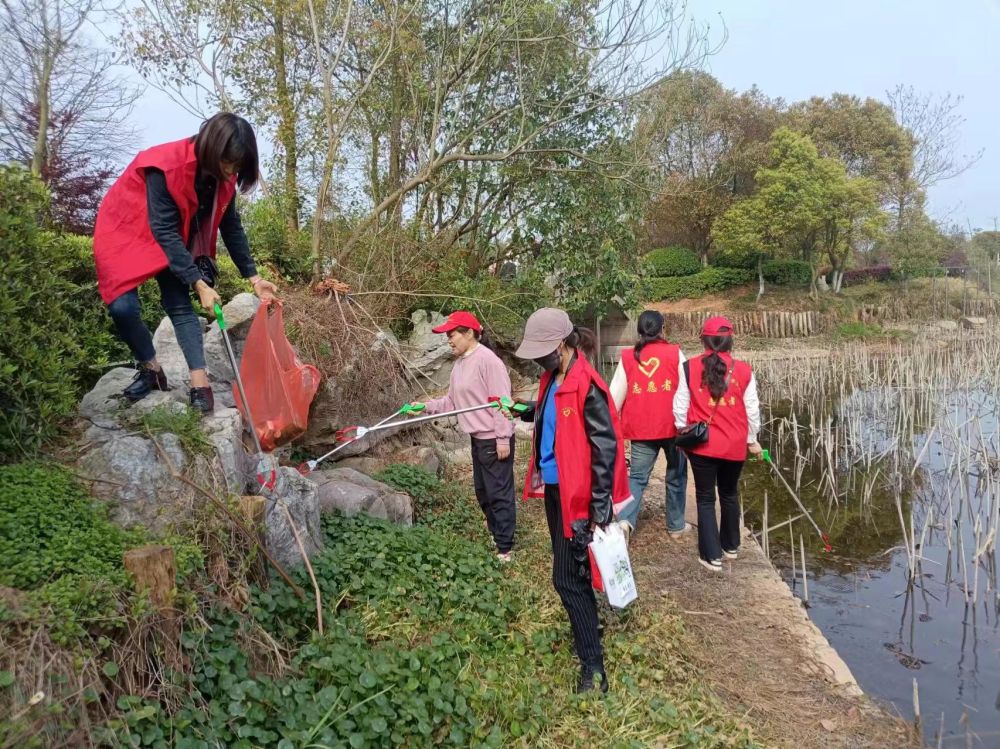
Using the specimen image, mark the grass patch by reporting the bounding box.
[138,404,214,457]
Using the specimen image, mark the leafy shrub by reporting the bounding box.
[0,167,92,455]
[762,259,812,286]
[840,265,892,286]
[712,250,760,270]
[376,465,484,538]
[239,193,313,282]
[648,267,754,301]
[645,246,701,277]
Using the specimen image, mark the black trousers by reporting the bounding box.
[688,452,744,562]
[544,484,603,670]
[471,437,516,553]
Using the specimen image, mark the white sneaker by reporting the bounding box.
[722,548,739,560]
[667,522,692,538]
[496,552,512,563]
[698,557,723,572]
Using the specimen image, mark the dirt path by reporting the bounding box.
[628,455,921,749]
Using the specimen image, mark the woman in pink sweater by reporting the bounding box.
[416,311,517,560]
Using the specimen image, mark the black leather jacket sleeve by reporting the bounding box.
[519,401,537,423]
[583,383,616,525]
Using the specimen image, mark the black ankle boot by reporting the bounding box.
[123,366,168,402]
[576,664,609,694]
[189,386,215,415]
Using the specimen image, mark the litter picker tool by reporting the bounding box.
[297,402,426,474]
[298,397,528,475]
[756,448,832,552]
[215,302,277,491]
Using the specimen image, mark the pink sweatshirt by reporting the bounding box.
[424,344,515,446]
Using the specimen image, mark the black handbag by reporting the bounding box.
[675,360,732,450]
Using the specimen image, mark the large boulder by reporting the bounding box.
[311,467,413,526]
[402,310,454,389]
[334,444,440,477]
[264,467,323,569]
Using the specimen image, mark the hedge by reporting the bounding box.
[645,246,701,277]
[648,267,754,301]
[762,259,812,286]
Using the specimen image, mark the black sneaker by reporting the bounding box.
[577,665,609,694]
[189,386,215,415]
[123,366,168,402]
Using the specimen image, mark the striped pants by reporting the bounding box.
[544,484,604,670]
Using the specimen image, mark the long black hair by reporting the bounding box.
[634,310,665,361]
[700,334,734,399]
[193,112,259,193]
[564,325,597,361]
[453,326,494,352]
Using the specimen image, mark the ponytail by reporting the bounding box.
[564,325,597,361]
[700,334,734,399]
[634,310,665,362]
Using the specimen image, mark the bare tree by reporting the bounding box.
[0,0,139,229]
[887,84,983,227]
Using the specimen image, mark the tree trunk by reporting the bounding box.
[31,54,54,177]
[756,256,765,302]
[387,61,404,229]
[272,9,299,237]
[124,545,183,670]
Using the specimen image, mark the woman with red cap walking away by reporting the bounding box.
[513,308,633,693]
[93,113,277,414]
[609,310,689,540]
[414,311,516,560]
[673,316,762,572]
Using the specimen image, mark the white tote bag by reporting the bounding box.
[590,524,638,609]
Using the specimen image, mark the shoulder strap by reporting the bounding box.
[682,359,690,387]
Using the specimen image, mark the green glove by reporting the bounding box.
[400,403,426,415]
[213,303,226,331]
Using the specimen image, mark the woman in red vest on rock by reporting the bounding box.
[93,113,277,414]
[673,317,761,572]
[609,310,689,540]
[513,308,633,694]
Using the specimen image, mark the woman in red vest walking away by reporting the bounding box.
[609,310,689,540]
[93,113,277,414]
[513,308,633,693]
[413,311,516,561]
[673,317,762,572]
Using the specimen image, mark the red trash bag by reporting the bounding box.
[236,299,321,451]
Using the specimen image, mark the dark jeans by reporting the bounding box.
[107,269,206,371]
[544,484,603,671]
[688,452,744,562]
[471,437,516,553]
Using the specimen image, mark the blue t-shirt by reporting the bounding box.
[539,380,560,484]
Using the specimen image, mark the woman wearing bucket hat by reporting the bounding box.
[673,316,762,572]
[513,308,633,693]
[413,311,517,561]
[609,310,690,541]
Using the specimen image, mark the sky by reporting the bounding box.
[123,0,999,231]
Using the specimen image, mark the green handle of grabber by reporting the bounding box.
[494,396,528,414]
[761,448,771,464]
[399,403,426,415]
[213,303,226,332]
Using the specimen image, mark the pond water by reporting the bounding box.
[741,341,1000,747]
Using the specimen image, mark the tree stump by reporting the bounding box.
[123,545,184,671]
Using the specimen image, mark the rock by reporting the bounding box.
[439,447,474,467]
[78,432,189,530]
[311,467,413,526]
[201,407,253,493]
[151,316,204,388]
[265,467,323,569]
[935,320,959,331]
[960,316,987,329]
[79,368,138,425]
[330,455,384,476]
[514,420,534,443]
[402,309,454,388]
[396,446,440,476]
[816,275,829,292]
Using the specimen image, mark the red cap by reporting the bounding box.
[701,316,734,336]
[432,310,482,334]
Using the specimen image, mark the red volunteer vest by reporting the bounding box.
[93,138,237,304]
[523,356,633,538]
[684,352,753,462]
[620,340,681,440]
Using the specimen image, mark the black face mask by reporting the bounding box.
[534,349,561,373]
